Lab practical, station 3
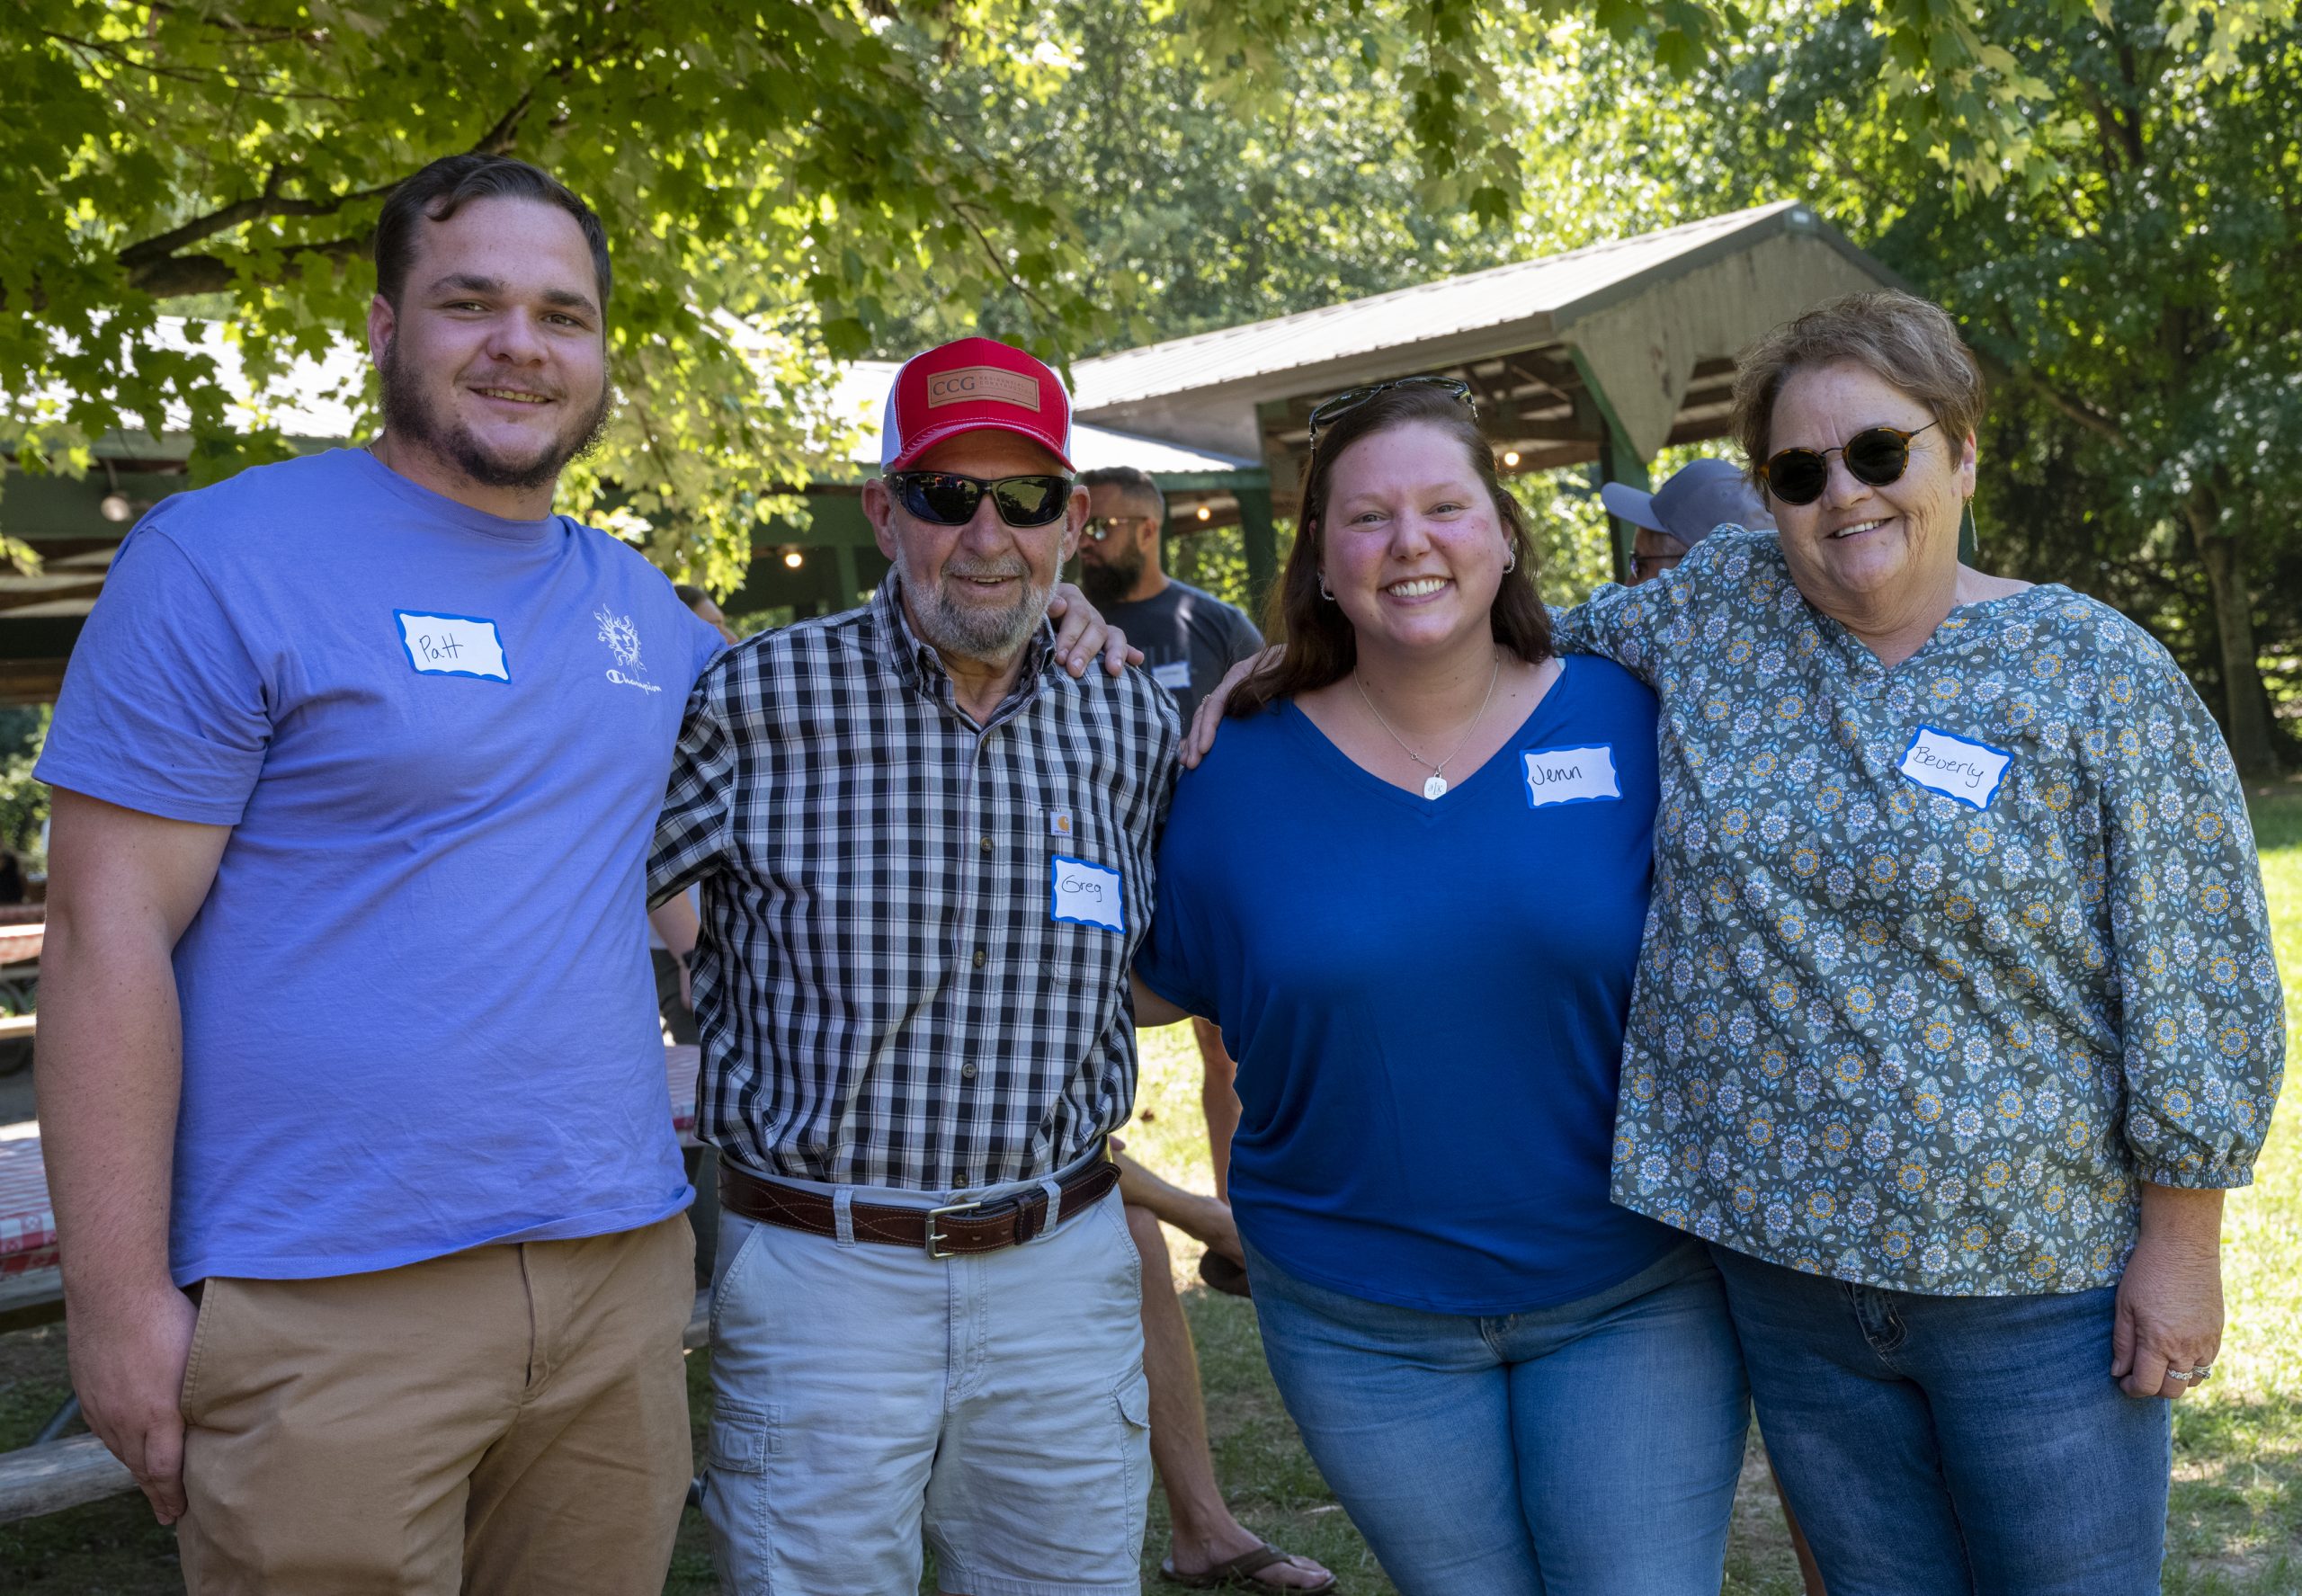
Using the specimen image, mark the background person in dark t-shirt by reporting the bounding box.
[1079,466,1264,726]
[1076,466,1332,1593]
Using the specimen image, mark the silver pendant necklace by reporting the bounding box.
[1352,652,1503,799]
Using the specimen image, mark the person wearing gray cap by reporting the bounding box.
[1602,457,1773,585]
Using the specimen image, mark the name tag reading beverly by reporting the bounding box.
[1898,725,2012,809]
[1521,744,1620,808]
[1050,855,1124,933]
[395,611,510,682]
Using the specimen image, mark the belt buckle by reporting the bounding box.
[924,1198,984,1260]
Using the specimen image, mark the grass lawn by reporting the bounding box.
[7,781,2301,1592]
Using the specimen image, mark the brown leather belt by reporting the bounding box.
[718,1147,1120,1259]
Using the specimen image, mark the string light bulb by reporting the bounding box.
[1196,504,1211,522]
[1502,450,1521,468]
[782,549,804,569]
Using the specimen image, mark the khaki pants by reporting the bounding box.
[178,1215,694,1596]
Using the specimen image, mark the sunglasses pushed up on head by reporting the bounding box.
[884,470,1074,528]
[1306,377,1477,451]
[1757,420,1940,506]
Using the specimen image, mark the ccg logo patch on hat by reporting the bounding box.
[882,336,1075,472]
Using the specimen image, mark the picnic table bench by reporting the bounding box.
[0,1044,712,1523]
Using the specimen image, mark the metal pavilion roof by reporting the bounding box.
[1070,200,1905,476]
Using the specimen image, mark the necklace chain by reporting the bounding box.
[1352,652,1503,797]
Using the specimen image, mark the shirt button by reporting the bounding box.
[973,949,987,968]
[980,836,994,852]
[960,1063,978,1081]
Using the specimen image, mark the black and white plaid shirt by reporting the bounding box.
[648,578,1180,1190]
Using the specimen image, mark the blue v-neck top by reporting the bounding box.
[1137,654,1679,1314]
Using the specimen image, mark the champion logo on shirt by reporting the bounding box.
[596,605,662,693]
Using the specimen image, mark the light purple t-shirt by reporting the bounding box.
[37,448,725,1285]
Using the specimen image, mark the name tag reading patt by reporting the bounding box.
[395,611,510,682]
[1050,855,1124,933]
[1521,744,1621,809]
[1898,726,2012,810]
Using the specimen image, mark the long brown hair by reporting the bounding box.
[1231,382,1551,718]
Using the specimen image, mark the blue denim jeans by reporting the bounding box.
[1709,1244,2173,1596]
[1243,1238,1748,1596]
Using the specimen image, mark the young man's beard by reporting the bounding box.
[379,344,614,495]
[1077,544,1144,609]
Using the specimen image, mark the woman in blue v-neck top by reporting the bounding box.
[1132,382,1747,1596]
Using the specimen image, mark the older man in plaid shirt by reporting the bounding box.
[650,336,1179,1596]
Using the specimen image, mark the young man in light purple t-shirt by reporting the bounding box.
[32,153,1129,1592]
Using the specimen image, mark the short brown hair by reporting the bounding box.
[1230,382,1549,719]
[373,154,612,312]
[1730,290,1985,482]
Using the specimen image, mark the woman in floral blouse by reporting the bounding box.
[1187,290,2282,1594]
[1544,290,2282,1594]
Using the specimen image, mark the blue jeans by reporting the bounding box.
[1243,1238,1748,1596]
[1709,1244,2173,1596]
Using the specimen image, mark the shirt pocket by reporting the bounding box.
[1029,807,1135,992]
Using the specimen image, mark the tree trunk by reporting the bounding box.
[2182,486,2280,779]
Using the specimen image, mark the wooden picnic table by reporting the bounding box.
[0,923,42,967]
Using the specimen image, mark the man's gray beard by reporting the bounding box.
[378,343,613,495]
[914,573,1053,663]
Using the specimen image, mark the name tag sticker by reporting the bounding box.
[1898,725,2012,809]
[1522,744,1621,808]
[1050,854,1124,933]
[1151,660,1192,691]
[396,611,510,682]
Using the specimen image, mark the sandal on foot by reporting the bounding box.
[1159,1542,1338,1592]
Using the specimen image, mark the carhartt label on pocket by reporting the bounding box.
[1048,807,1074,838]
[1151,660,1191,691]
[1898,726,2011,809]
[1050,855,1124,932]
[395,611,510,682]
[1522,745,1620,808]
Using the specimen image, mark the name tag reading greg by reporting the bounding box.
[1522,744,1620,808]
[1050,855,1124,932]
[395,611,510,682]
[1898,726,2011,810]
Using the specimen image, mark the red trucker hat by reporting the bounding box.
[879,336,1075,473]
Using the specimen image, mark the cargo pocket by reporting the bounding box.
[1113,1371,1152,1556]
[703,1401,777,1595]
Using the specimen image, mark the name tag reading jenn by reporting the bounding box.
[1050,855,1125,932]
[395,611,510,682]
[1898,726,2012,810]
[1521,744,1620,808]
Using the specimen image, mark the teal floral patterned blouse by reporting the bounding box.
[1554,529,2284,1296]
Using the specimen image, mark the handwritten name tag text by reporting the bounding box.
[395,611,510,682]
[1521,744,1621,808]
[1049,854,1124,932]
[1897,726,2012,809]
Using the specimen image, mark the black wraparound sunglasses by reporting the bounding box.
[1306,377,1477,450]
[1759,420,1940,506]
[885,470,1074,528]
